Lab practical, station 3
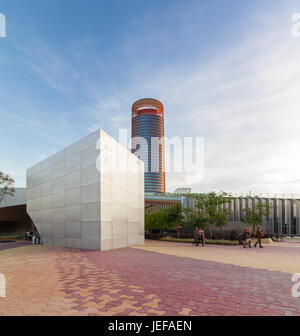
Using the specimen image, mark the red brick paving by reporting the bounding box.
[1,242,300,316]
[78,247,300,316]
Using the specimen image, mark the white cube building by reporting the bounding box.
[26,129,145,251]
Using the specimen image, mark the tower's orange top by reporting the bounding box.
[132,98,164,117]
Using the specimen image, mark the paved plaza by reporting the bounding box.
[1,240,300,316]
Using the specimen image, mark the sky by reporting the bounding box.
[1,0,300,196]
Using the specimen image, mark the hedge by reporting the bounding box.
[159,237,240,246]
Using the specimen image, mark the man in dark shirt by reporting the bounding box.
[198,228,205,247]
[254,227,264,248]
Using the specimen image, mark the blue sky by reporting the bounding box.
[1,0,300,194]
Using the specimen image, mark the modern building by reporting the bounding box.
[131,98,166,193]
[27,129,145,251]
[174,188,192,194]
[145,192,300,235]
[145,193,181,212]
[0,188,33,237]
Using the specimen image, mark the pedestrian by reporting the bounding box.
[198,228,205,247]
[254,227,264,248]
[194,227,199,246]
[242,228,252,248]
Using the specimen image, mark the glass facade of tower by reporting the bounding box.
[132,99,166,193]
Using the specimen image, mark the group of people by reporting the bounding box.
[193,226,265,248]
[25,231,33,241]
[242,227,264,248]
[194,227,205,247]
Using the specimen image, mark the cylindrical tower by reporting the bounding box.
[131,98,166,193]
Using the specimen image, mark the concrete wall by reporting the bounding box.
[26,129,144,251]
[99,130,145,250]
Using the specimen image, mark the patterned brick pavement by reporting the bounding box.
[134,240,300,274]
[1,241,300,316]
[0,241,30,251]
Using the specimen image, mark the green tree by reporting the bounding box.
[242,197,272,236]
[166,204,184,227]
[182,207,192,227]
[215,207,229,238]
[195,192,233,238]
[184,208,207,229]
[145,205,185,238]
[0,171,15,204]
[166,204,184,238]
[145,212,156,235]
[145,210,169,237]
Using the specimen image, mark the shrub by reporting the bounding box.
[159,237,239,246]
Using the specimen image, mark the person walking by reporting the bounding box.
[242,228,252,248]
[194,227,199,246]
[254,227,264,248]
[198,228,205,247]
